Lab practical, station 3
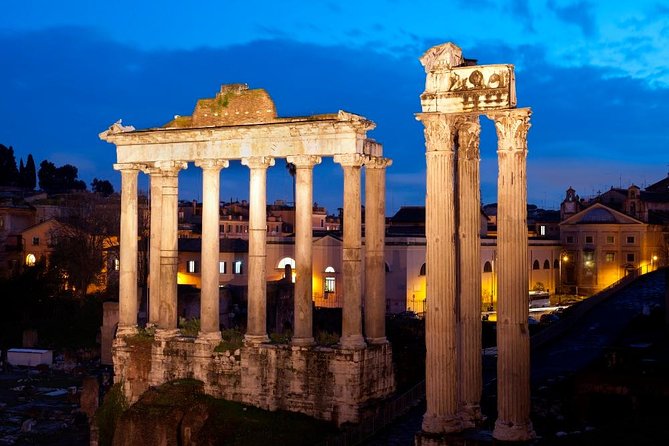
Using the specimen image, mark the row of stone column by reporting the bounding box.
[419,108,533,441]
[114,154,391,349]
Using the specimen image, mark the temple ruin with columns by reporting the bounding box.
[100,84,394,425]
[416,42,534,443]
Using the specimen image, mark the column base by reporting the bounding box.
[154,328,180,341]
[493,418,535,442]
[365,336,388,345]
[197,331,222,343]
[116,325,138,337]
[291,336,315,347]
[339,335,366,350]
[458,403,485,429]
[244,334,269,345]
[421,413,463,435]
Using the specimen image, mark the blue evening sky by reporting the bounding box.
[1,0,668,213]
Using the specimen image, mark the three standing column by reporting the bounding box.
[242,156,274,344]
[196,159,230,341]
[286,155,321,346]
[489,108,535,442]
[364,156,392,344]
[114,164,142,336]
[418,113,462,434]
[334,154,366,350]
[145,167,164,327]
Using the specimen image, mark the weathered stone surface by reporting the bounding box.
[113,338,394,425]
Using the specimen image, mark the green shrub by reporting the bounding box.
[94,383,128,446]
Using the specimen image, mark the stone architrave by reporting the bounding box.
[364,156,392,344]
[488,108,535,442]
[417,113,463,434]
[286,155,322,347]
[113,163,143,336]
[143,166,164,327]
[156,161,188,339]
[195,159,230,342]
[334,153,366,350]
[456,116,484,426]
[242,156,275,345]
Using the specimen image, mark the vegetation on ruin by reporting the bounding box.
[178,317,200,337]
[315,330,339,346]
[214,328,244,352]
[94,383,128,446]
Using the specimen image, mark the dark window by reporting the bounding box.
[419,263,426,276]
[566,236,574,243]
[585,235,593,244]
[627,236,635,244]
[532,260,540,270]
[483,261,492,273]
[553,259,559,269]
[543,259,550,269]
[385,262,390,273]
[627,253,635,262]
[32,237,40,246]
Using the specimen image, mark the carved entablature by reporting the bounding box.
[487,109,531,153]
[421,64,517,113]
[457,117,481,160]
[416,113,460,152]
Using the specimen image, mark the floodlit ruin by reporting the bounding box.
[417,42,534,442]
[100,84,394,425]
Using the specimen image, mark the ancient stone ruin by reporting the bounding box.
[417,42,534,442]
[100,84,394,425]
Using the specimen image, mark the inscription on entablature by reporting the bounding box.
[421,64,516,113]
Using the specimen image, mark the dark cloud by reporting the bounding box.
[547,0,596,37]
[1,28,667,212]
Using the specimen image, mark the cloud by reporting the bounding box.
[547,0,596,37]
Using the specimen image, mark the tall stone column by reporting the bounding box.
[144,167,163,327]
[196,159,229,341]
[488,108,535,441]
[364,156,392,344]
[286,155,321,346]
[334,154,366,350]
[417,113,462,434]
[242,156,274,344]
[456,116,484,427]
[113,164,142,336]
[156,161,187,339]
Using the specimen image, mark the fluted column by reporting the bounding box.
[144,166,163,327]
[364,156,392,344]
[114,163,142,336]
[156,161,187,339]
[489,108,535,441]
[334,153,366,350]
[242,156,274,344]
[418,113,462,434]
[286,155,321,346]
[196,159,229,341]
[456,116,484,427]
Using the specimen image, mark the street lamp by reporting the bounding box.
[651,254,658,271]
[559,253,569,305]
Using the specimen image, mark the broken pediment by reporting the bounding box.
[164,83,278,128]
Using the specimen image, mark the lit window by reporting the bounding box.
[325,266,335,273]
[325,276,336,293]
[605,253,615,263]
[539,225,546,236]
[32,237,40,246]
[219,261,226,274]
[187,260,197,273]
[626,236,635,244]
[277,257,296,270]
[234,261,243,274]
[25,253,36,267]
[606,236,614,244]
[585,235,593,244]
[114,259,120,271]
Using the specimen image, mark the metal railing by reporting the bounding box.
[318,381,426,446]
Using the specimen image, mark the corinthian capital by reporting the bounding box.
[241,156,275,169]
[458,116,481,161]
[364,156,393,169]
[333,153,366,167]
[416,113,460,152]
[487,108,531,153]
[194,159,230,170]
[285,155,322,168]
[154,160,188,176]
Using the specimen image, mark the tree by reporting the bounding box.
[24,154,37,190]
[38,160,87,194]
[91,178,114,197]
[0,144,19,187]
